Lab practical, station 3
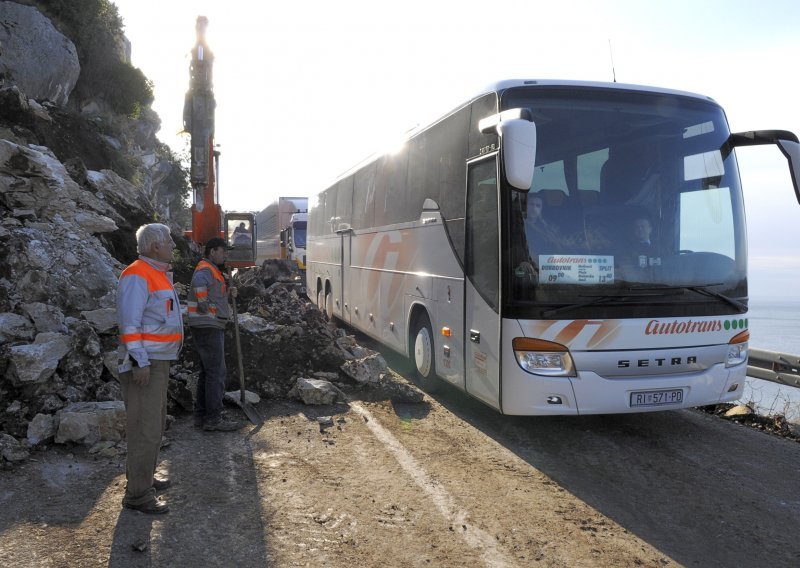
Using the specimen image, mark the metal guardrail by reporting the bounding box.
[747,348,800,389]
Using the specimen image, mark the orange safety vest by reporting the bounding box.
[187,259,230,328]
[118,259,183,362]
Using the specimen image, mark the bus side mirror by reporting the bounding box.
[730,130,800,205]
[500,118,537,191]
[479,108,537,191]
[778,139,800,205]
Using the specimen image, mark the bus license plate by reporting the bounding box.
[630,389,684,407]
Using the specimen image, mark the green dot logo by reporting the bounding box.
[732,320,738,329]
[739,319,745,329]
[724,320,731,330]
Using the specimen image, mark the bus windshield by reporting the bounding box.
[502,87,747,318]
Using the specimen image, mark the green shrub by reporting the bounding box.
[100,61,154,117]
[156,141,191,229]
[32,0,154,116]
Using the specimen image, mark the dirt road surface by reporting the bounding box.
[1,365,799,567]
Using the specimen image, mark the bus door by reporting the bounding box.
[464,156,502,410]
[335,225,352,324]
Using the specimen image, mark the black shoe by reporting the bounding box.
[153,477,172,491]
[203,418,243,432]
[124,498,169,515]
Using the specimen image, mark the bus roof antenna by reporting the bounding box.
[608,39,617,83]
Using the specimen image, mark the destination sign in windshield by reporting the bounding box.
[539,255,615,285]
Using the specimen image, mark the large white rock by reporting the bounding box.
[224,390,261,405]
[340,353,388,384]
[72,210,118,234]
[6,332,72,386]
[237,313,277,334]
[20,302,67,333]
[0,2,80,106]
[0,312,34,343]
[81,308,118,334]
[55,401,126,445]
[288,377,346,405]
[27,413,56,445]
[0,433,29,463]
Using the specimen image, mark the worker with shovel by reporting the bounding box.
[187,237,244,432]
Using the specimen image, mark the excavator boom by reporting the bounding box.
[183,16,255,268]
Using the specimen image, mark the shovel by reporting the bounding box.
[230,287,263,426]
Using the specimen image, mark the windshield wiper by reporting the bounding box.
[633,283,747,313]
[682,284,747,312]
[541,289,673,318]
[540,284,746,318]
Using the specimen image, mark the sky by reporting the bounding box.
[112,0,800,301]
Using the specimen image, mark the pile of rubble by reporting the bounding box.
[0,246,423,468]
[172,260,422,411]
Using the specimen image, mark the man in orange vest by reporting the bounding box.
[187,237,243,432]
[117,223,183,514]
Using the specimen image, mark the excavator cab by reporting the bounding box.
[224,212,256,268]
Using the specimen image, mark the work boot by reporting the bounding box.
[203,418,243,432]
[124,498,169,515]
[152,476,172,491]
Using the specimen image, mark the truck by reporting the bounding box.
[282,211,308,269]
[182,16,256,268]
[255,196,307,268]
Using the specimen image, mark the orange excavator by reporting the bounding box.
[183,16,256,269]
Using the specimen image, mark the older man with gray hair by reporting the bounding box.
[116,223,183,514]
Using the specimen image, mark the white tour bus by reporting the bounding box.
[306,80,800,415]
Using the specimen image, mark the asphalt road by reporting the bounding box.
[375,339,800,568]
[1,349,798,567]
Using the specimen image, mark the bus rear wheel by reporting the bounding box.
[317,290,324,313]
[324,290,334,320]
[410,312,440,393]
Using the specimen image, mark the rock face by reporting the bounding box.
[0,1,80,106]
[0,3,423,468]
[0,3,187,456]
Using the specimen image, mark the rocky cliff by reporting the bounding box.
[0,1,409,467]
[0,0,191,459]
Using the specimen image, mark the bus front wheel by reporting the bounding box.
[410,313,440,393]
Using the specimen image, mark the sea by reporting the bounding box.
[743,297,800,422]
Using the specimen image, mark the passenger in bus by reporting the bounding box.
[632,216,653,248]
[621,214,661,270]
[524,195,560,252]
[515,195,562,282]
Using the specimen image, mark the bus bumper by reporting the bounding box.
[501,362,746,416]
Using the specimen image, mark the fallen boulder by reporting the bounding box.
[55,401,126,445]
[288,378,347,405]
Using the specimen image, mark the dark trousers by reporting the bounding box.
[191,326,227,424]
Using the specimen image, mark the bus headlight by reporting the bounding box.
[512,338,576,377]
[726,330,749,368]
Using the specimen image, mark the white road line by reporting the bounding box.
[349,402,515,568]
